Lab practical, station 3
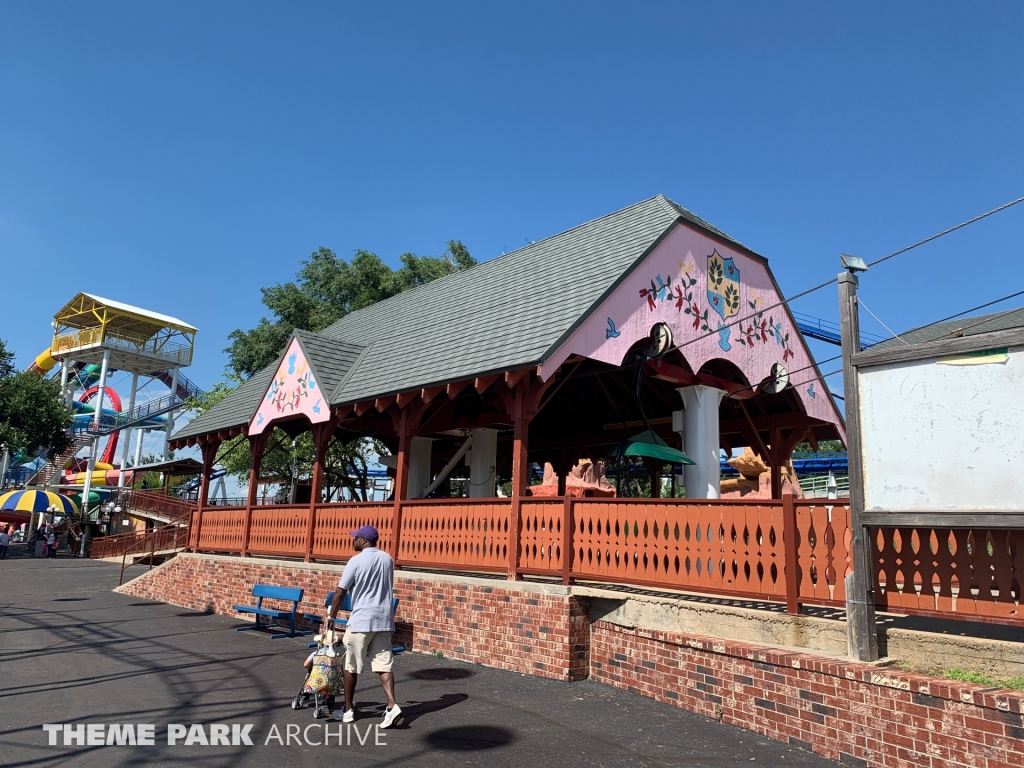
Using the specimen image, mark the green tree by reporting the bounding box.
[225,241,475,378]
[190,240,475,499]
[0,340,74,457]
[793,439,845,454]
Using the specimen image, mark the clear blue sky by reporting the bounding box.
[2,0,1023,398]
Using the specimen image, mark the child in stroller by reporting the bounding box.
[292,629,344,719]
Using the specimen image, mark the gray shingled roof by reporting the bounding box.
[173,194,759,441]
[173,364,276,441]
[292,329,366,399]
[869,306,1024,352]
[324,194,750,403]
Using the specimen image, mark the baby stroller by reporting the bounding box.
[292,629,344,719]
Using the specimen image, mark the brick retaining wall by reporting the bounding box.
[117,553,589,681]
[591,620,1024,768]
[118,553,1024,768]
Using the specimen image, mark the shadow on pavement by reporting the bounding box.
[423,725,516,750]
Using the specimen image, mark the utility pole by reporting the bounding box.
[838,266,879,661]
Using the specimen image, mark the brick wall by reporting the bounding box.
[591,620,1024,768]
[118,553,1024,767]
[117,553,590,682]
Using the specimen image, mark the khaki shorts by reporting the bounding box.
[343,629,393,674]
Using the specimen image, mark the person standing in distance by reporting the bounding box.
[326,525,401,727]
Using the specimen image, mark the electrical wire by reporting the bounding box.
[667,194,1024,355]
[721,353,843,401]
[917,306,1024,345]
[858,298,910,346]
[866,195,1024,269]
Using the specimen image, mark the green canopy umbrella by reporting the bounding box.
[608,430,695,465]
[68,490,101,510]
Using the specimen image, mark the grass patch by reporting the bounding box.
[945,669,996,686]
[944,668,1024,690]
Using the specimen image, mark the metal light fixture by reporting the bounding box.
[840,253,869,273]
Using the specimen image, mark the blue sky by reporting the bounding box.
[2,0,1022,409]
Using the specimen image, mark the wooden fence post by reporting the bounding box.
[241,433,266,557]
[838,271,879,661]
[304,422,333,562]
[783,492,799,614]
[562,494,573,586]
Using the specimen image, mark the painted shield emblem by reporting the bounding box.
[707,250,741,319]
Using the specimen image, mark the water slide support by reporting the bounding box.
[163,367,179,461]
[79,436,98,556]
[92,351,110,431]
[118,373,139,488]
[133,426,145,478]
[63,359,76,406]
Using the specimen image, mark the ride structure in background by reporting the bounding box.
[2,293,201,530]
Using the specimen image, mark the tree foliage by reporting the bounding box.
[225,241,475,378]
[189,241,476,498]
[0,339,74,456]
[793,439,845,454]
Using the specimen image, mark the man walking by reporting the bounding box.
[0,527,9,559]
[326,525,401,728]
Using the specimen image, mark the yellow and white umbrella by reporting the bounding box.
[0,489,79,516]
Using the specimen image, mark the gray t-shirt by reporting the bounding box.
[339,547,394,632]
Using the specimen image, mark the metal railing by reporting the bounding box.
[52,327,193,366]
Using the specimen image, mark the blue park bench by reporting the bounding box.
[232,584,313,640]
[305,591,405,653]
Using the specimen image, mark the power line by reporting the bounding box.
[719,295,1024,401]
[858,298,910,346]
[866,195,1024,269]
[668,194,1024,355]
[722,353,843,400]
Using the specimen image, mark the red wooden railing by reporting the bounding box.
[872,526,1024,625]
[175,496,1024,628]
[90,522,190,560]
[397,499,510,572]
[247,504,310,557]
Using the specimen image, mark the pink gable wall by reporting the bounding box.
[540,224,845,439]
[249,337,330,435]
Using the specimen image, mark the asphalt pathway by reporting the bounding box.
[0,548,839,767]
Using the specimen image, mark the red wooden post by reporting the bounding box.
[562,493,573,586]
[770,427,783,500]
[783,492,800,614]
[509,382,528,580]
[304,423,331,562]
[241,433,265,557]
[192,439,219,552]
[392,407,411,562]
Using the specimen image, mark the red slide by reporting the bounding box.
[79,385,123,465]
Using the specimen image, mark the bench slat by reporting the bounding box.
[251,584,303,602]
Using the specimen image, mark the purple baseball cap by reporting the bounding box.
[350,525,379,541]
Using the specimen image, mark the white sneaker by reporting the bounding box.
[334,709,355,723]
[380,705,402,728]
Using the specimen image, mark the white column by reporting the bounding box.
[118,373,139,487]
[468,428,498,498]
[63,359,76,406]
[134,428,145,471]
[407,436,434,499]
[92,350,111,430]
[677,385,726,499]
[163,367,179,461]
[79,437,98,556]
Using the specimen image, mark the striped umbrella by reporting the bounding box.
[0,489,79,516]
